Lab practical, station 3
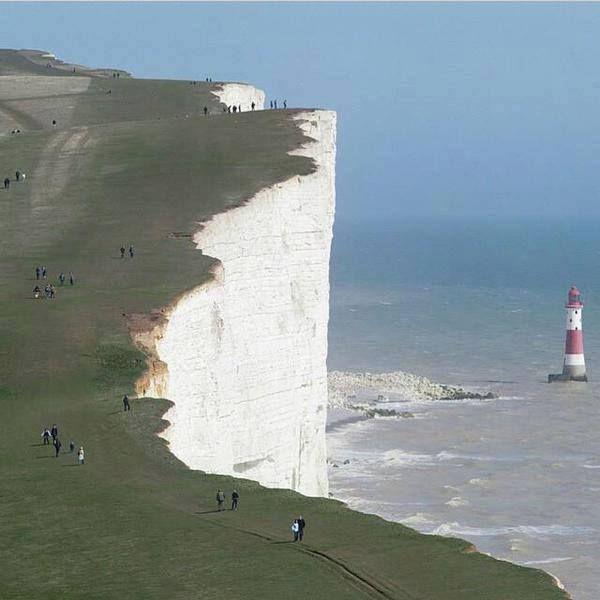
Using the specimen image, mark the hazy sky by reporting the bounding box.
[4,2,600,219]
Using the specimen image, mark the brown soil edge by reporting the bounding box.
[127,108,320,402]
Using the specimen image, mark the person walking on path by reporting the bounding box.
[274,99,278,109]
[231,490,239,511]
[41,428,51,445]
[291,519,299,542]
[129,245,134,258]
[283,100,287,109]
[123,394,131,411]
[35,266,40,280]
[51,424,58,441]
[3,177,9,189]
[69,440,75,453]
[297,515,306,542]
[216,489,225,511]
[120,246,126,259]
[77,446,85,465]
[58,272,65,285]
[269,100,273,109]
[203,106,208,116]
[53,438,62,457]
[69,272,75,286]
[251,101,255,111]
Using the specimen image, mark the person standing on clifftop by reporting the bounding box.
[216,489,225,511]
[297,515,306,542]
[53,438,62,457]
[251,101,255,111]
[231,490,239,511]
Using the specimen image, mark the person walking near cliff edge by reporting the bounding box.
[231,490,239,511]
[297,515,306,542]
[216,489,225,511]
[123,394,131,411]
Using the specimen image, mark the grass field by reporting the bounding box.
[0,49,568,599]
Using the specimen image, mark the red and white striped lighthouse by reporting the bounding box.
[549,286,588,382]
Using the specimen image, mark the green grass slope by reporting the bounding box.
[0,52,569,599]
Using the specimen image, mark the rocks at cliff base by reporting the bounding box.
[328,370,496,417]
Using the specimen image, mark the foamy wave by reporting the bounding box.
[582,464,600,469]
[401,512,435,526]
[523,557,573,565]
[446,496,470,507]
[433,522,595,538]
[382,449,437,467]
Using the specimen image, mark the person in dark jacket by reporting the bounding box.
[297,515,306,541]
[231,490,239,511]
[123,394,131,411]
[120,246,126,259]
[51,424,58,441]
[53,438,62,457]
[4,177,10,189]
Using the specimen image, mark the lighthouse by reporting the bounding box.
[548,286,588,382]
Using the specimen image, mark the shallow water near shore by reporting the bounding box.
[327,217,600,599]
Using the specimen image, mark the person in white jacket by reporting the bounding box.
[77,446,85,465]
[291,520,299,542]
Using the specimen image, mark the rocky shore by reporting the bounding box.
[328,370,495,418]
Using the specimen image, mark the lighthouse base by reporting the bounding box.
[548,373,588,383]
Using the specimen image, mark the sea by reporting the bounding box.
[327,216,600,600]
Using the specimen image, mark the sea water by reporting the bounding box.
[327,216,600,599]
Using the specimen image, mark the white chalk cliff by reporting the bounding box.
[143,103,336,497]
[212,83,266,111]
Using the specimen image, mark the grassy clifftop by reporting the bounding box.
[0,51,568,599]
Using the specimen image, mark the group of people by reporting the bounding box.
[216,489,240,511]
[3,170,26,190]
[120,245,135,259]
[269,100,287,110]
[33,266,75,298]
[41,424,85,464]
[33,284,56,299]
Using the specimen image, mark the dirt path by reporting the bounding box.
[30,126,93,215]
[0,99,41,134]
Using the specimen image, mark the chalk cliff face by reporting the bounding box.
[212,83,266,111]
[145,109,336,497]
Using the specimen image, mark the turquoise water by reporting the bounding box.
[327,217,600,599]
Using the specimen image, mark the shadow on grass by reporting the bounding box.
[194,510,223,515]
[30,443,46,447]
[36,455,55,459]
[107,410,122,416]
[62,464,80,467]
